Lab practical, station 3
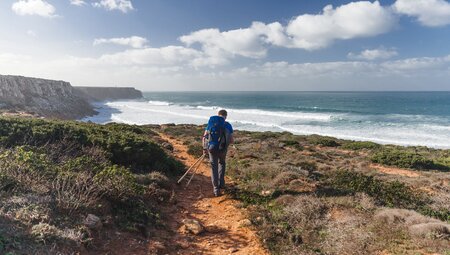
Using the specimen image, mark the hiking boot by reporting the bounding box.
[214,190,221,197]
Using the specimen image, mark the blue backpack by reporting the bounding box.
[206,116,227,152]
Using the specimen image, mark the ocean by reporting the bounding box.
[83,92,450,149]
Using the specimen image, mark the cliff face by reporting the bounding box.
[0,75,96,119]
[74,87,143,102]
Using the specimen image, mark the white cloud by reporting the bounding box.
[286,1,397,50]
[94,36,149,48]
[27,30,37,37]
[393,0,450,27]
[12,0,56,18]
[93,0,134,13]
[179,1,397,63]
[348,48,398,60]
[180,23,271,62]
[180,22,290,67]
[381,55,450,71]
[95,46,202,66]
[70,0,86,6]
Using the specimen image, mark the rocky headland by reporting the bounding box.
[75,86,143,102]
[0,75,143,119]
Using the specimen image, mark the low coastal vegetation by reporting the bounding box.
[1,119,449,254]
[161,125,450,255]
[0,117,183,254]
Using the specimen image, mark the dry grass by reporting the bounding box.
[53,172,104,212]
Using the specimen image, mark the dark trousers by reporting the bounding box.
[208,149,227,193]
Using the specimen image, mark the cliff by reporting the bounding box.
[0,75,95,119]
[74,86,143,102]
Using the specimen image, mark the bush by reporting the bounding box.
[31,223,60,243]
[281,140,304,150]
[342,141,381,150]
[0,173,16,192]
[135,172,170,189]
[309,135,340,147]
[94,165,144,201]
[371,149,437,170]
[294,161,317,172]
[249,131,282,140]
[0,118,182,174]
[0,147,54,193]
[187,143,204,158]
[327,170,424,209]
[53,172,103,212]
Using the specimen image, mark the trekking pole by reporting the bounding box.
[177,154,205,184]
[185,155,205,187]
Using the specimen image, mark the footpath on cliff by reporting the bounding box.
[147,133,269,255]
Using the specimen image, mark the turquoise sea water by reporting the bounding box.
[85,92,450,148]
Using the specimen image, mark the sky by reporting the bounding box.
[1,0,450,91]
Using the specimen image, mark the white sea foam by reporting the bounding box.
[83,100,450,149]
[148,100,172,106]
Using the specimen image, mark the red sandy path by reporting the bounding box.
[155,133,269,255]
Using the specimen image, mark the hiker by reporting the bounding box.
[203,109,234,197]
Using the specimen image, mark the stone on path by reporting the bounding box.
[83,214,102,230]
[179,219,204,235]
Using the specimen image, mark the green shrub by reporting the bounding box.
[0,173,16,191]
[187,143,204,158]
[281,140,304,150]
[342,141,381,150]
[0,118,182,174]
[250,131,282,140]
[94,165,144,201]
[295,161,317,171]
[419,207,450,223]
[309,135,340,147]
[327,170,423,209]
[135,172,170,189]
[0,147,55,193]
[59,155,107,174]
[371,149,437,170]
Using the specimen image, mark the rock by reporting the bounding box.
[149,240,166,254]
[278,142,286,148]
[178,240,190,249]
[261,190,272,196]
[84,214,102,230]
[180,219,204,235]
[229,247,239,253]
[239,219,252,227]
[161,142,174,151]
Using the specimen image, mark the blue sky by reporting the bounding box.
[1,0,450,91]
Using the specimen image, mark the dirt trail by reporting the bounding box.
[370,164,421,178]
[156,133,269,255]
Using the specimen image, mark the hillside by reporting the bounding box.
[0,119,448,254]
[0,117,184,254]
[159,125,450,255]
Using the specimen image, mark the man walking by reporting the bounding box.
[203,109,233,197]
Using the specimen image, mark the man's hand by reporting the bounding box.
[203,149,208,155]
